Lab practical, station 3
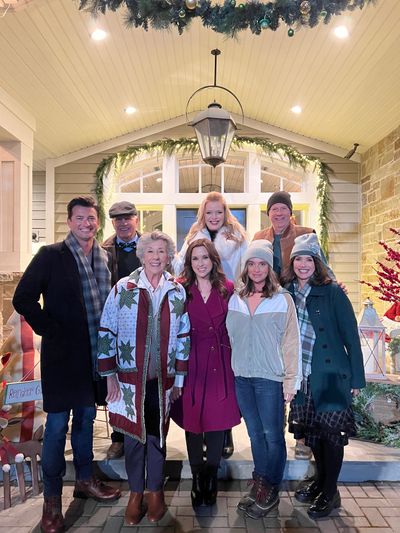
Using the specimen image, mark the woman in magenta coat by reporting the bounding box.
[171,238,241,507]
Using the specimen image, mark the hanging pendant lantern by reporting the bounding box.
[186,49,243,167]
[190,103,237,167]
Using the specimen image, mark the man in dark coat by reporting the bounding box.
[13,196,121,533]
[102,200,141,459]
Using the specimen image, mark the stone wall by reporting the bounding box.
[0,273,22,345]
[361,125,400,316]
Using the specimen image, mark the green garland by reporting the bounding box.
[93,136,332,252]
[353,383,400,448]
[78,0,376,37]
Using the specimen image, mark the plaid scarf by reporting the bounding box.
[65,232,110,379]
[294,282,315,393]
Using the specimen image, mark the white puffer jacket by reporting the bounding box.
[173,226,248,282]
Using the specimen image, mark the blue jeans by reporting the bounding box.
[235,377,286,486]
[41,406,96,497]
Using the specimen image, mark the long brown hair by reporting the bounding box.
[186,192,247,244]
[180,239,228,300]
[282,255,332,287]
[239,262,280,299]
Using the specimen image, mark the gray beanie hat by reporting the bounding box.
[243,240,274,269]
[267,191,293,215]
[290,233,322,259]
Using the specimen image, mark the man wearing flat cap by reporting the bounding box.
[102,201,141,459]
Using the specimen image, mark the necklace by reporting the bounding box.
[197,281,211,302]
[200,288,211,302]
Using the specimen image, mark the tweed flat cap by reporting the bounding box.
[109,201,137,218]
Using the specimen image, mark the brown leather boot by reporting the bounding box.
[146,490,167,522]
[40,496,64,533]
[124,492,146,525]
[73,477,121,502]
[106,442,124,460]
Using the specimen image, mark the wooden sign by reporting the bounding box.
[4,380,43,404]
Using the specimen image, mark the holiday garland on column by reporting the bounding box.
[93,136,332,254]
[78,0,376,37]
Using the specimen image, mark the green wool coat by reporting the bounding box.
[288,282,366,413]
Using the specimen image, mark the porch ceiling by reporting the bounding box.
[1,0,399,170]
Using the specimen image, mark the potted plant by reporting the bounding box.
[388,336,400,374]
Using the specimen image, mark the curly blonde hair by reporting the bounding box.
[186,192,247,244]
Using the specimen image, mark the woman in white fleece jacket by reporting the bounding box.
[226,240,301,520]
[172,191,248,281]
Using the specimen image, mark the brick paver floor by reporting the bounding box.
[1,480,400,532]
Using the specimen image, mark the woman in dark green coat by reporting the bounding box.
[283,233,366,519]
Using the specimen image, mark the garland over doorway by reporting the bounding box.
[94,136,332,254]
[79,0,376,37]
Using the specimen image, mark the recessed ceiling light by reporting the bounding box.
[91,28,107,41]
[334,25,349,39]
[156,177,162,182]
[124,106,136,115]
[291,105,302,114]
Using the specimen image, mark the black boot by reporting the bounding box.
[222,429,234,459]
[190,470,204,507]
[203,466,218,506]
[294,478,321,503]
[307,490,341,519]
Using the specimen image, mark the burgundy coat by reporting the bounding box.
[171,280,241,433]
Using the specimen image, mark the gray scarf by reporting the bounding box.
[293,281,316,393]
[65,232,110,378]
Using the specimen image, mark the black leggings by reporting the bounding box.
[185,430,225,472]
[311,439,344,498]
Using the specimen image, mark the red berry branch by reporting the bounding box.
[361,228,400,303]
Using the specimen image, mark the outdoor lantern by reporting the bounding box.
[190,103,237,168]
[186,49,244,168]
[358,298,387,380]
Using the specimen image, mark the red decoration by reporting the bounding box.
[361,228,400,303]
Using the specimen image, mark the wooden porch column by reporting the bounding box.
[0,88,35,272]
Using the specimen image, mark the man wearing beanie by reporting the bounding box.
[253,191,315,281]
[253,191,315,461]
[102,201,142,459]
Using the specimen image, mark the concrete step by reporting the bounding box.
[66,419,400,483]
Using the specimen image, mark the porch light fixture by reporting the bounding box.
[186,49,244,168]
[91,28,107,41]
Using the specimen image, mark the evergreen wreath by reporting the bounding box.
[352,383,400,448]
[93,136,332,252]
[79,0,376,37]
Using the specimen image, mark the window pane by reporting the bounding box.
[223,157,245,193]
[143,171,162,193]
[119,159,162,193]
[260,160,303,193]
[179,157,199,193]
[201,165,221,193]
[120,173,140,193]
[140,210,162,233]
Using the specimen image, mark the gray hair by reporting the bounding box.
[136,230,176,263]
